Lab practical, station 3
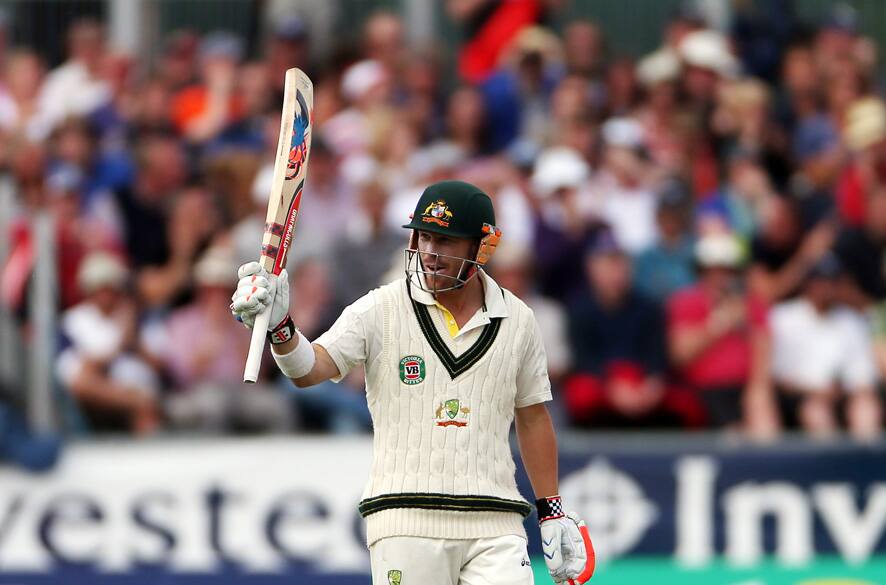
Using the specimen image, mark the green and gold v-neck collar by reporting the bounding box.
[406,279,503,380]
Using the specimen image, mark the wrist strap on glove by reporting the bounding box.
[268,314,296,344]
[536,495,565,523]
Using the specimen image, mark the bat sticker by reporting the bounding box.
[286,90,311,180]
[264,222,284,236]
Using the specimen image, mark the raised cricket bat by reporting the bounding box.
[243,68,313,383]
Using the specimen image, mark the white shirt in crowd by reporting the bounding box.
[770,298,877,393]
[589,172,657,254]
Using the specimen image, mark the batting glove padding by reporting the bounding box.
[539,498,596,584]
[231,262,290,331]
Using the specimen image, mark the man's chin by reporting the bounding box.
[426,272,456,291]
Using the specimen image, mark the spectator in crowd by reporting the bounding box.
[634,178,696,302]
[34,18,110,139]
[480,26,562,150]
[489,242,571,383]
[0,48,45,141]
[748,195,836,303]
[667,233,778,438]
[264,15,311,105]
[212,62,273,152]
[835,187,886,308]
[678,29,739,109]
[322,59,392,158]
[112,134,187,271]
[591,117,658,254]
[160,246,293,432]
[774,43,819,139]
[157,30,199,92]
[531,146,599,302]
[441,85,491,160]
[696,147,773,240]
[562,20,604,81]
[837,97,886,226]
[770,253,881,441]
[635,47,683,173]
[171,31,246,145]
[57,252,160,435]
[136,185,220,309]
[331,180,403,307]
[2,6,885,441]
[362,11,406,78]
[790,113,842,224]
[564,230,703,428]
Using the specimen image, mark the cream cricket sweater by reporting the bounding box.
[314,271,553,546]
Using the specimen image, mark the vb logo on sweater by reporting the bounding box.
[399,355,425,385]
[435,399,470,427]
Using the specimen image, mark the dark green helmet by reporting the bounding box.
[402,180,503,293]
[402,180,496,239]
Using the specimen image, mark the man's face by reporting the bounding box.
[416,230,475,291]
[806,277,837,309]
[588,253,631,301]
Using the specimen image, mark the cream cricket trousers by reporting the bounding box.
[369,534,534,585]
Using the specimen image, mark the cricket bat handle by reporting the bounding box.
[243,288,276,383]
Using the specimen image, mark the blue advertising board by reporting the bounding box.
[0,436,882,584]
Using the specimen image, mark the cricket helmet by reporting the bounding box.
[402,180,502,293]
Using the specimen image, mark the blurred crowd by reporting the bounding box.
[1,0,886,444]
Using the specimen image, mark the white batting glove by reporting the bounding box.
[230,262,290,331]
[538,496,596,584]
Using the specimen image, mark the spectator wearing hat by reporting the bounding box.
[564,230,701,428]
[530,146,600,302]
[158,246,293,433]
[590,117,658,254]
[836,97,886,226]
[667,233,778,438]
[57,252,160,435]
[678,29,740,108]
[322,59,392,158]
[635,48,684,171]
[634,178,696,302]
[771,253,881,441]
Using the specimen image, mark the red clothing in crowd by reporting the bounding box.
[667,285,769,389]
[458,0,541,83]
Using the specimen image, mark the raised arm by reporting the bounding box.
[271,337,340,387]
[231,261,342,386]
